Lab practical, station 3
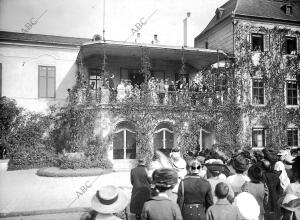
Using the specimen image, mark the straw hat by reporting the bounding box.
[235,192,260,220]
[91,185,129,214]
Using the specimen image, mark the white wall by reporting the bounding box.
[0,43,80,113]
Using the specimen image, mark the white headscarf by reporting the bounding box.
[274,161,290,191]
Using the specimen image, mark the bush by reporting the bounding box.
[8,143,58,170]
[57,154,113,169]
[7,111,57,170]
[0,97,21,159]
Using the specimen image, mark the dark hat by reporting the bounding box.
[254,150,264,159]
[262,148,278,164]
[248,164,263,183]
[206,163,231,177]
[138,158,146,164]
[152,168,178,188]
[232,155,249,172]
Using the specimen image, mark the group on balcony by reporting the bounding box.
[85,74,218,106]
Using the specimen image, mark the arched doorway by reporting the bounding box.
[153,122,174,155]
[113,121,136,159]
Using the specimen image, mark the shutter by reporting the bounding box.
[297,37,300,55]
[47,67,55,98]
[264,34,270,52]
[249,33,252,50]
[281,35,287,54]
[38,66,47,98]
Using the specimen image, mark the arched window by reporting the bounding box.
[113,121,136,159]
[153,122,174,154]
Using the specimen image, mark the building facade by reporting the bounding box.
[0,31,228,168]
[195,0,300,151]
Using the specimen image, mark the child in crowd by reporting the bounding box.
[206,182,241,220]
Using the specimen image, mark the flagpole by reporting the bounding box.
[102,0,106,41]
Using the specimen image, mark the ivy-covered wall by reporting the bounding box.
[234,20,300,149]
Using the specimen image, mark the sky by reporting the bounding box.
[0,0,228,47]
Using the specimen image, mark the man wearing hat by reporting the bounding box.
[141,168,183,220]
[227,154,250,196]
[130,158,151,220]
[177,159,213,220]
[81,185,130,220]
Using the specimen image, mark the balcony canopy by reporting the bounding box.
[79,40,227,69]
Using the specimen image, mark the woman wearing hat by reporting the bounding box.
[206,162,234,204]
[141,168,183,220]
[227,154,250,196]
[177,159,213,220]
[241,165,269,220]
[81,185,130,220]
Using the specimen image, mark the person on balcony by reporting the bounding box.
[108,75,116,102]
[148,77,157,104]
[164,79,169,105]
[158,79,165,105]
[190,81,199,106]
[125,80,133,99]
[117,80,126,102]
[168,81,176,105]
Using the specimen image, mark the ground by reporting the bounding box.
[0,169,135,219]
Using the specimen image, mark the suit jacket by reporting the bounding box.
[141,195,183,220]
[206,199,242,220]
[177,173,213,220]
[130,165,151,215]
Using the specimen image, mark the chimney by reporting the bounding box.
[151,34,159,44]
[135,32,141,43]
[183,12,191,47]
[216,8,224,19]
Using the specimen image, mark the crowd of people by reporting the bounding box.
[82,147,300,220]
[89,75,221,106]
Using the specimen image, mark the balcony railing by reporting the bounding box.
[74,88,226,107]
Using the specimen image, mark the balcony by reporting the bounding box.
[73,86,226,109]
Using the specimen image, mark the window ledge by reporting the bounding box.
[252,147,264,150]
[286,105,299,108]
[251,104,266,107]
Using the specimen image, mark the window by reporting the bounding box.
[113,121,136,159]
[251,33,264,52]
[38,66,55,98]
[286,81,298,105]
[285,37,297,55]
[287,128,298,147]
[214,70,227,91]
[252,79,264,105]
[153,122,174,155]
[89,68,102,90]
[252,128,265,148]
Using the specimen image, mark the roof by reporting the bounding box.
[195,0,300,40]
[80,40,228,69]
[0,31,228,68]
[0,31,90,47]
